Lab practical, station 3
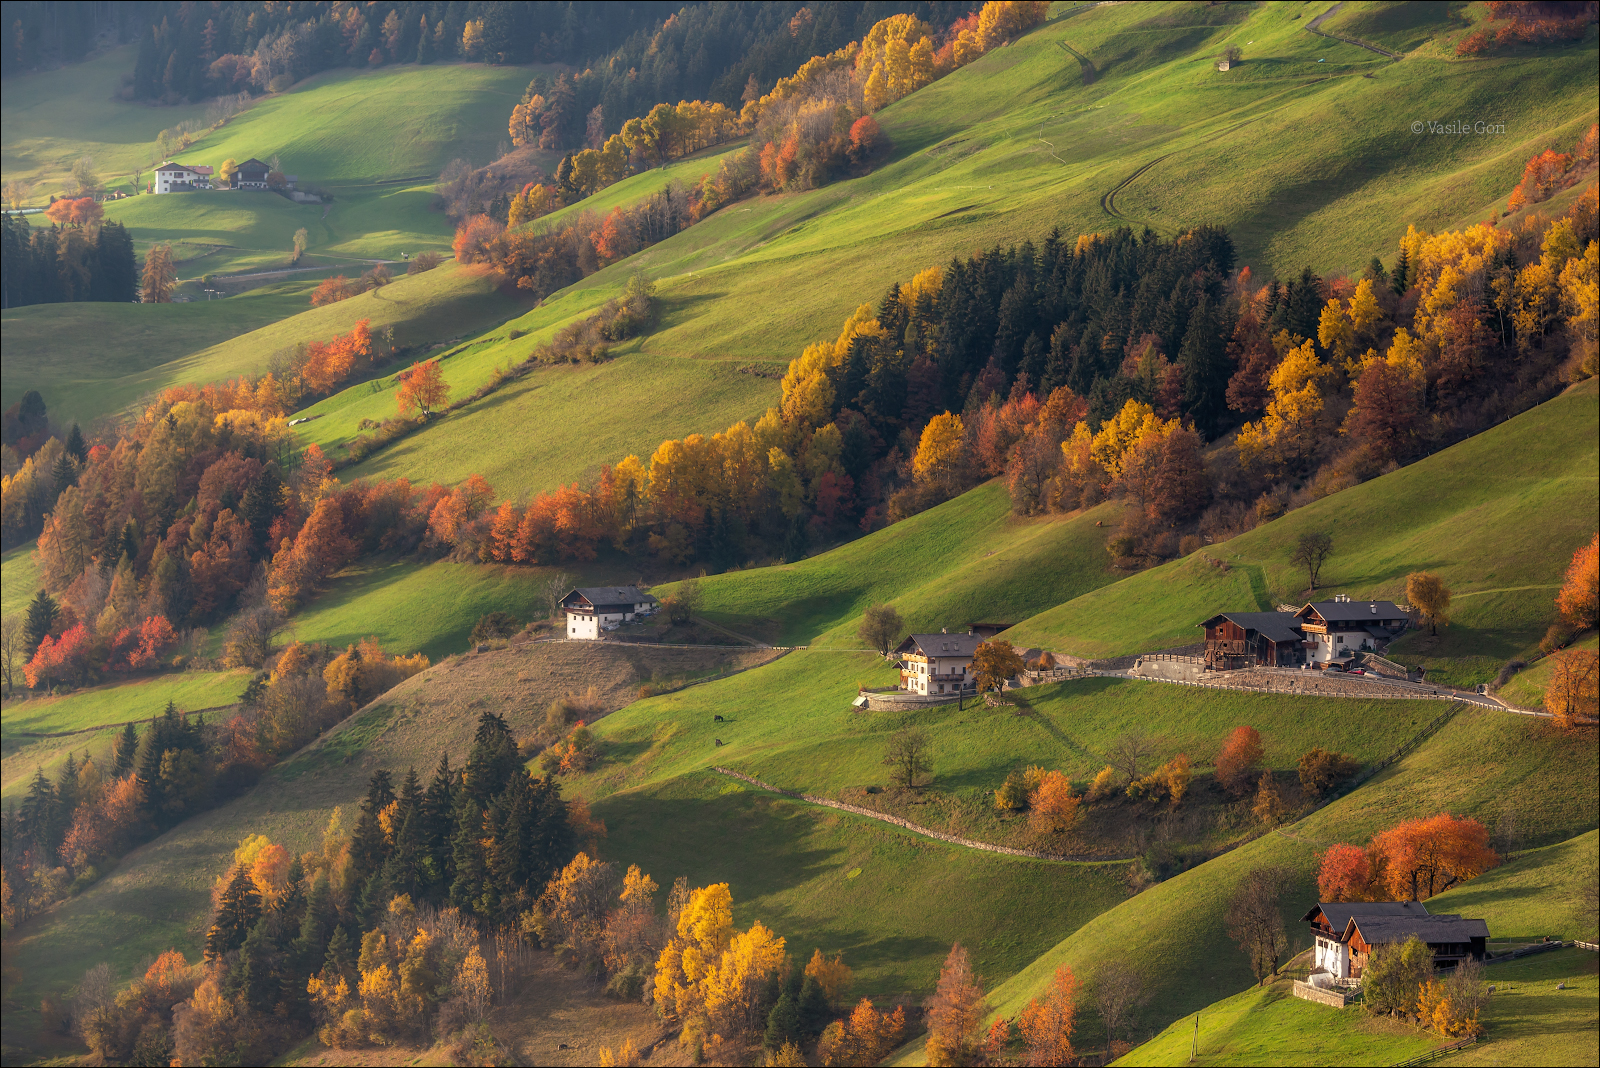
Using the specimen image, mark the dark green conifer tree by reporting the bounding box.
[205,864,262,961]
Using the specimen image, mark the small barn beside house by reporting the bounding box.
[894,631,982,696]
[1302,901,1488,980]
[560,586,658,640]
[234,158,272,190]
[154,161,214,193]
[1200,610,1306,670]
[1296,596,1408,668]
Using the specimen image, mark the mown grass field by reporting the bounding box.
[1,669,248,802]
[1006,381,1599,674]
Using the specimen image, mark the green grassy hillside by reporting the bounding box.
[1122,827,1600,1068]
[1,278,317,425]
[955,704,1597,1061]
[303,0,1595,526]
[651,483,1122,648]
[1,261,523,429]
[1,48,542,200]
[1006,381,1599,677]
[1120,943,1598,1068]
[2,670,248,802]
[1498,635,1600,711]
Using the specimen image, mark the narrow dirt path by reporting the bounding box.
[1305,3,1404,59]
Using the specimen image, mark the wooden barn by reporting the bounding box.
[1200,611,1306,670]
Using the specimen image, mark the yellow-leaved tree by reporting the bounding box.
[913,412,966,495]
[1235,339,1334,476]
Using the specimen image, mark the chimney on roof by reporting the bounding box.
[1371,603,1377,613]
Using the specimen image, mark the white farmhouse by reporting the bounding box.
[1295,596,1409,669]
[893,630,982,696]
[560,586,658,640]
[154,161,214,193]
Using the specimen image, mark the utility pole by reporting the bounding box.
[1190,1013,1199,1062]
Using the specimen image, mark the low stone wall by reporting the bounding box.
[1292,980,1356,1007]
[858,689,970,711]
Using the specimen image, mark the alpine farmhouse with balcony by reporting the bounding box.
[894,631,982,696]
[1297,595,1409,668]
[1302,901,1489,980]
[1202,596,1409,671]
[560,586,658,640]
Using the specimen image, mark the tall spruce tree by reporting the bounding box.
[205,864,262,960]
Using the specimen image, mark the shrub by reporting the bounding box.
[1084,766,1118,802]
[994,768,1030,811]
[406,251,443,275]
[470,611,521,644]
[1298,747,1360,798]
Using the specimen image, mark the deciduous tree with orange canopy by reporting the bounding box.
[397,359,450,416]
[1369,813,1498,901]
[1216,725,1265,797]
[1556,533,1598,630]
[1018,964,1081,1067]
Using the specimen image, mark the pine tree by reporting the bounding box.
[798,973,832,1034]
[205,864,262,960]
[448,792,490,917]
[1391,248,1410,296]
[292,870,335,972]
[19,767,59,859]
[422,752,457,890]
[56,752,80,815]
[765,990,801,1050]
[350,769,395,883]
[463,712,520,805]
[113,721,140,778]
[275,856,307,923]
[226,917,282,1013]
[62,422,86,465]
[23,590,58,658]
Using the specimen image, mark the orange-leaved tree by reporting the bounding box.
[818,998,906,1068]
[1215,725,1265,796]
[1028,770,1082,838]
[925,943,988,1067]
[1546,648,1598,730]
[141,243,176,303]
[1316,842,1381,902]
[1370,813,1498,901]
[971,638,1024,693]
[1556,533,1598,630]
[453,214,504,265]
[310,275,357,307]
[397,359,450,416]
[1018,963,1081,1067]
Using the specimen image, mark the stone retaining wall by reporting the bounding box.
[1292,980,1357,1007]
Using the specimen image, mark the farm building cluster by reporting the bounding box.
[1202,596,1410,671]
[559,586,659,640]
[152,158,309,197]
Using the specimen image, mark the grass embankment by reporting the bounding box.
[1,669,248,801]
[1006,381,1599,680]
[1497,635,1600,711]
[658,483,1123,648]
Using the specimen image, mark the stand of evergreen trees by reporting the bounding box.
[1,215,137,308]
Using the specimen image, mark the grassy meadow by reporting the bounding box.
[656,483,1124,647]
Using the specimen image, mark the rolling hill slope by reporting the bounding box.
[1005,379,1600,679]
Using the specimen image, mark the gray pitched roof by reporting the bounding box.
[896,632,984,657]
[1302,901,1429,929]
[1203,611,1305,644]
[1302,600,1406,622]
[1343,913,1490,946]
[562,586,656,609]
